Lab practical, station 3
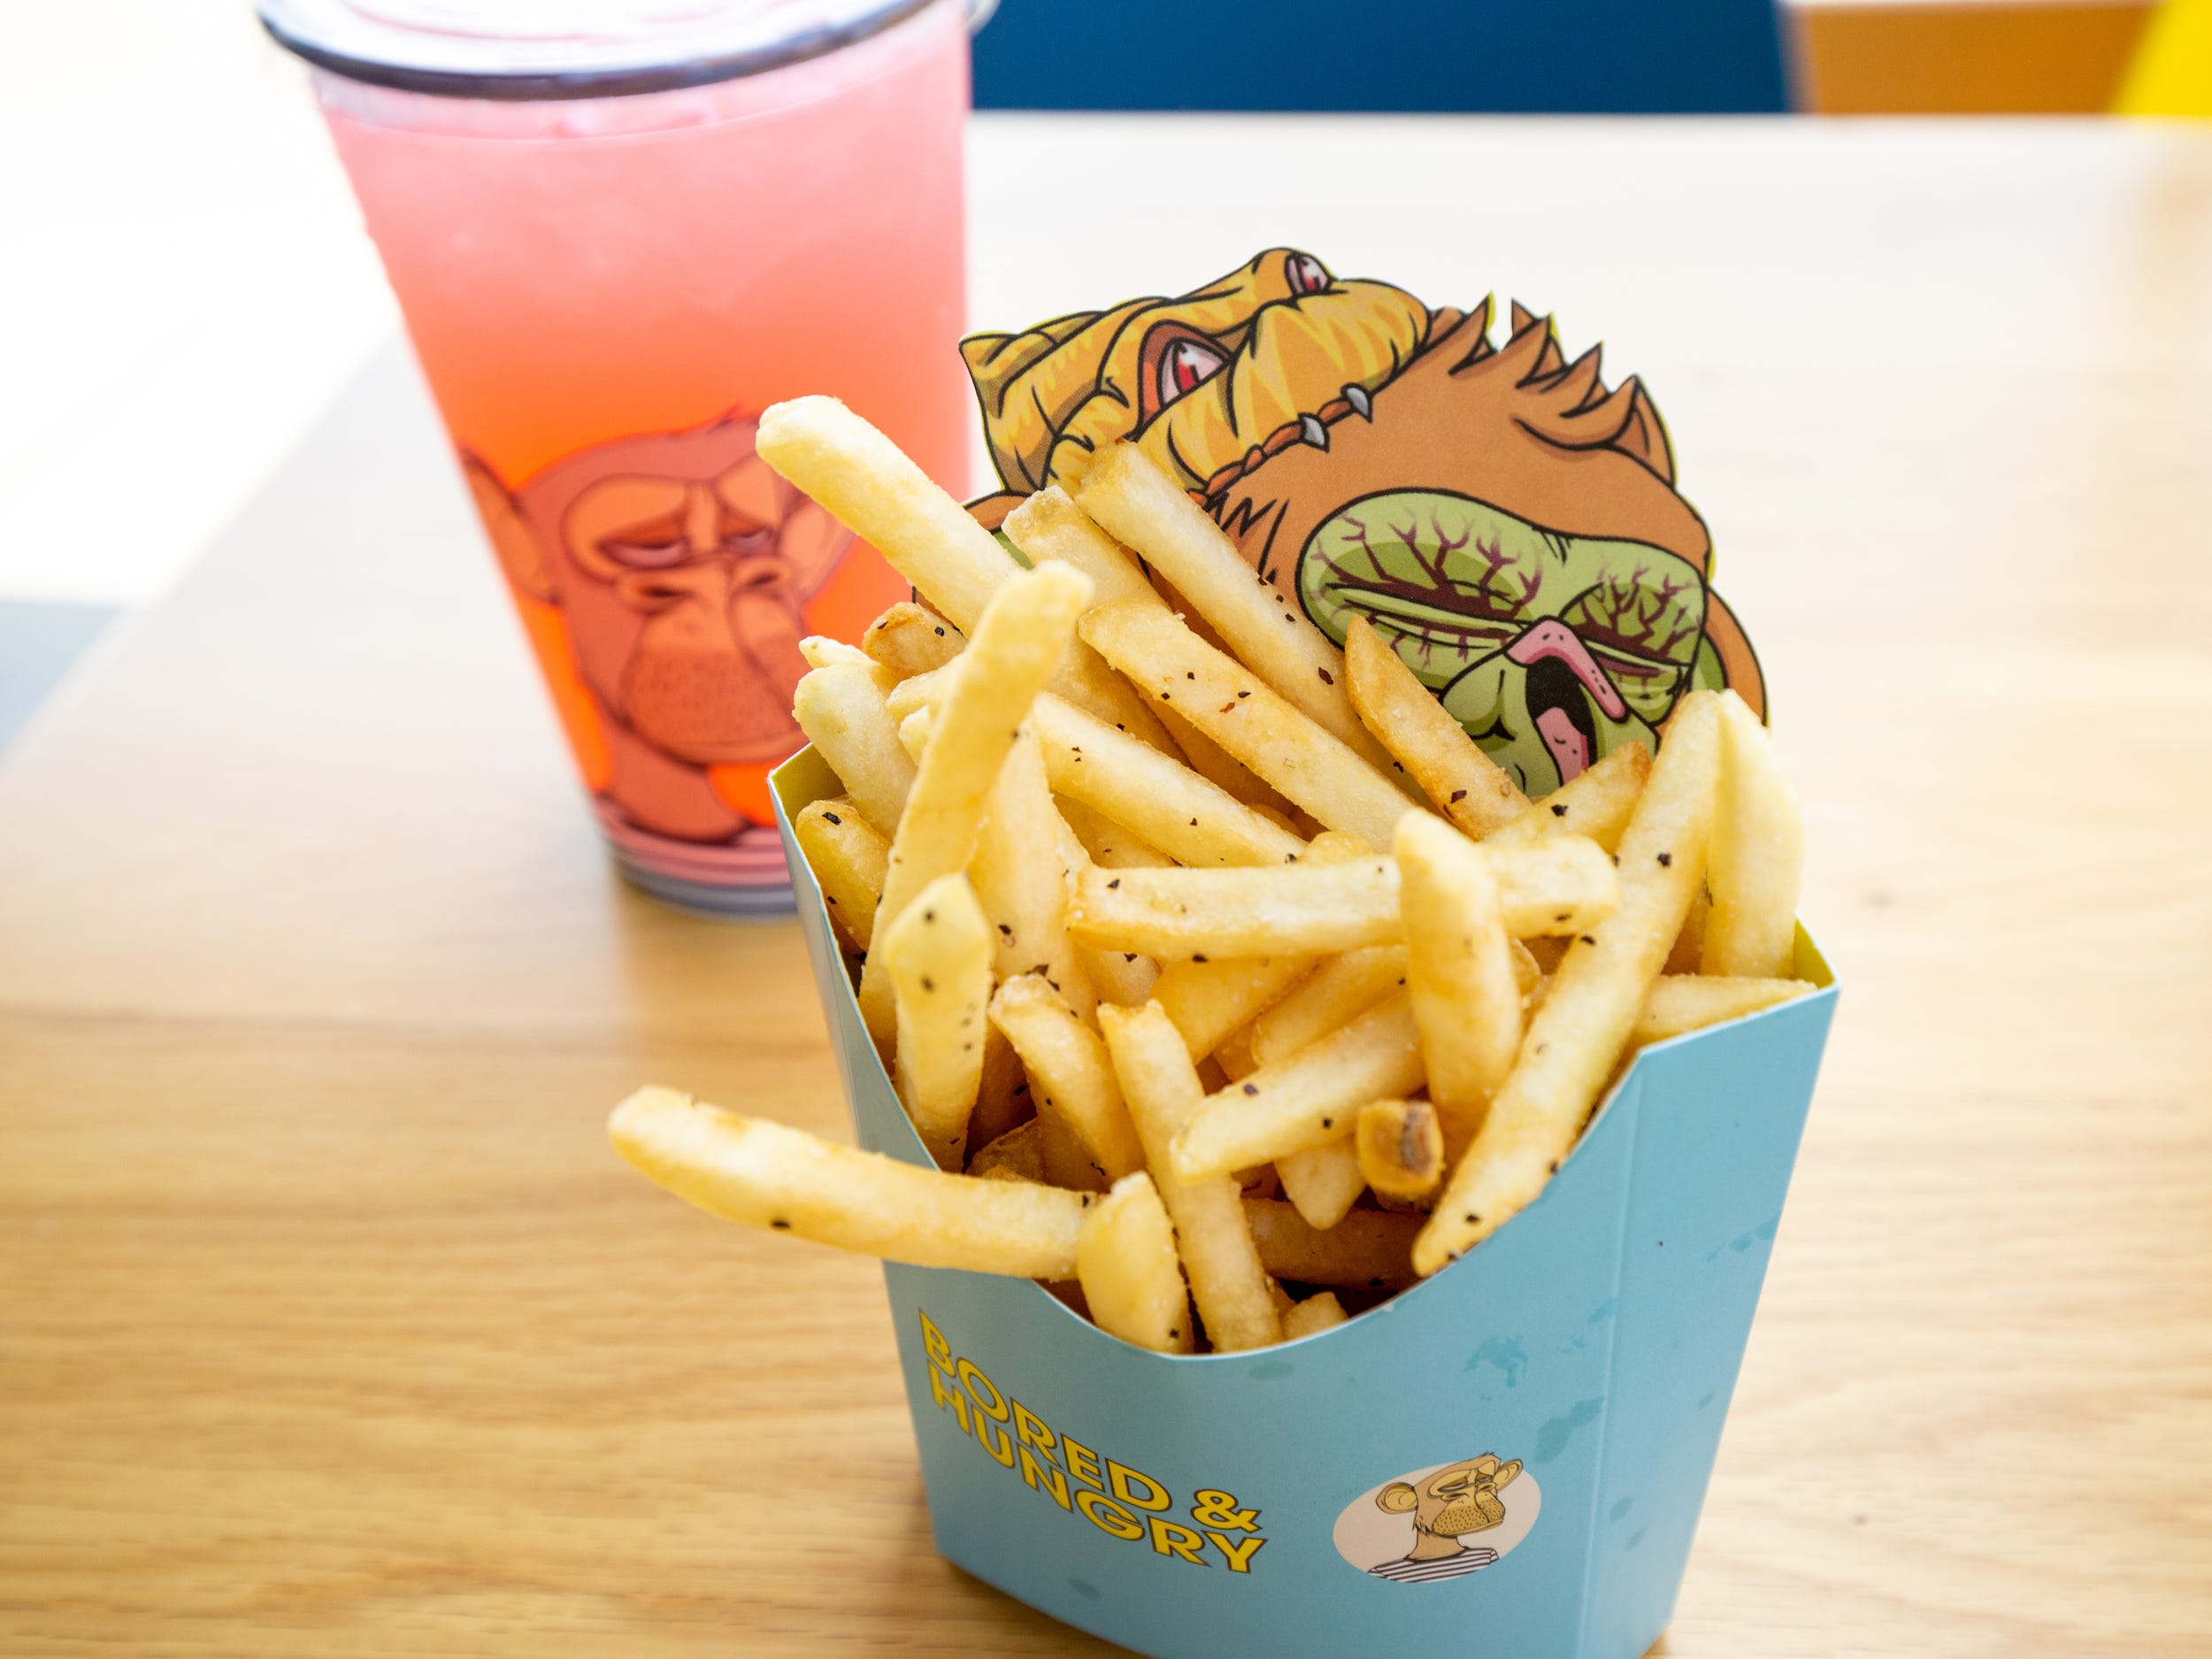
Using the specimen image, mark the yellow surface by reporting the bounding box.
[1794,1,2158,111]
[2120,0,2212,112]
[4,118,2212,1655]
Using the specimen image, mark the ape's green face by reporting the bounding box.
[1296,490,1716,795]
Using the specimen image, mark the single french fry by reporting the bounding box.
[609,1087,1086,1279]
[1056,795,1171,870]
[1002,486,1160,609]
[1701,691,1806,979]
[1248,944,1408,1071]
[858,562,1093,1042]
[1635,975,1816,1046]
[1276,1135,1367,1231]
[758,396,1014,634]
[882,873,994,1166]
[1082,601,1417,849]
[793,663,916,837]
[1282,1291,1349,1340]
[1344,616,1526,835]
[1031,693,1306,869]
[1356,1099,1445,1201]
[1075,442,1399,772]
[1150,956,1317,1059]
[1414,692,1724,1274]
[969,1116,1046,1183]
[863,602,965,680]
[792,797,888,954]
[1242,1197,1421,1290]
[1077,1172,1195,1354]
[1487,740,1652,854]
[800,634,880,674]
[1172,996,1426,1180]
[972,728,1097,1024]
[1099,1002,1282,1351]
[1069,835,1617,960]
[987,974,1147,1179]
[1155,702,1297,815]
[1084,945,1162,1008]
[1395,812,1522,1141]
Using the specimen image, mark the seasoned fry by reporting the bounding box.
[793,663,915,836]
[972,728,1096,1023]
[1414,692,1724,1274]
[863,602,966,680]
[609,1087,1087,1279]
[1172,995,1425,1181]
[1083,946,1161,1008]
[758,396,1014,634]
[1150,956,1316,1059]
[1074,442,1397,772]
[1701,691,1805,979]
[800,634,880,673]
[1076,1172,1195,1354]
[1486,740,1651,854]
[1248,944,1408,1071]
[1069,836,1617,960]
[858,562,1093,1042]
[1395,813,1522,1141]
[1356,1099,1445,1201]
[1242,1197,1421,1290]
[1031,693,1306,869]
[1082,600,1416,849]
[1002,486,1159,610]
[883,662,952,726]
[1344,616,1525,835]
[987,973,1147,1179]
[1635,975,1816,1046]
[1100,1002,1282,1351]
[1056,795,1171,870]
[1155,703,1295,815]
[1276,1135,1367,1230]
[792,796,887,953]
[882,874,994,1166]
[969,1116,1046,1183]
[1282,1292,1349,1340]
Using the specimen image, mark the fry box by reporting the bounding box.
[772,750,1836,1659]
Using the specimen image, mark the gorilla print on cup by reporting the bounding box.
[466,419,851,890]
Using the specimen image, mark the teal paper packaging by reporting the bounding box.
[772,751,1838,1659]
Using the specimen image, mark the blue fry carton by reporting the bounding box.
[772,750,1837,1659]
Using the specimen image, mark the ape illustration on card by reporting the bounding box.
[962,249,1763,796]
[1333,1454,1541,1584]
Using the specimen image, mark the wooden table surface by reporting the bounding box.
[4,117,2210,1656]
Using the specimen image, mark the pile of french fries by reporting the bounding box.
[610,397,1811,1355]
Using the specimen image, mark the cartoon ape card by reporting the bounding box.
[962,248,1764,797]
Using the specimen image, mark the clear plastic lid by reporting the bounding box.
[257,0,976,99]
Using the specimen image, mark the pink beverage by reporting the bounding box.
[260,0,972,915]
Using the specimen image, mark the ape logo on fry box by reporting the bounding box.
[1333,1455,1541,1584]
[918,1312,1269,1575]
[962,248,1766,796]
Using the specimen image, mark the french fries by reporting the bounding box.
[1101,1002,1282,1351]
[618,408,1816,1358]
[611,1087,1087,1279]
[857,561,1092,1043]
[1074,442,1399,774]
[1414,693,1725,1274]
[1068,834,1617,959]
[1356,1100,1444,1200]
[1082,600,1417,849]
[1345,616,1525,836]
[793,796,887,954]
[863,602,966,680]
[1076,1173,1194,1354]
[882,873,994,1166]
[1702,691,1806,979]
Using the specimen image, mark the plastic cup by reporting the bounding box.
[259,0,973,915]
[772,747,1839,1658]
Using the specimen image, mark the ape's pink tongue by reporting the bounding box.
[1535,707,1591,783]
